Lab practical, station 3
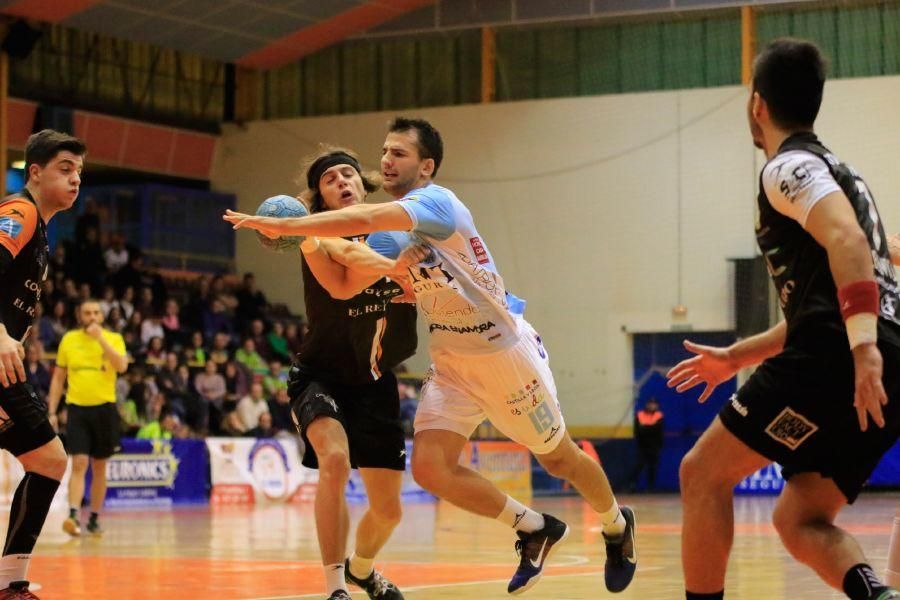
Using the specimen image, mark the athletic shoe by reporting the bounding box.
[872,589,900,600]
[62,517,81,537]
[327,591,352,600]
[507,513,570,595]
[345,559,404,599]
[603,505,637,593]
[86,519,103,537]
[0,581,40,599]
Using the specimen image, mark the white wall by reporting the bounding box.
[210,75,900,429]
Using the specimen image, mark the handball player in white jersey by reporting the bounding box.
[225,117,637,595]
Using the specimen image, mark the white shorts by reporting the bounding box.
[414,319,566,455]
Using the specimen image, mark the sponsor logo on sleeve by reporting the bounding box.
[0,217,23,239]
[778,162,813,202]
[469,237,489,265]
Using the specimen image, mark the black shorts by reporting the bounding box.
[0,383,57,457]
[66,403,121,459]
[289,366,405,471]
[720,329,900,503]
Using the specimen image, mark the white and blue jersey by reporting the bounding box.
[395,183,525,355]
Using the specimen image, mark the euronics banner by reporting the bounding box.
[96,438,209,507]
[207,437,319,505]
[735,463,785,495]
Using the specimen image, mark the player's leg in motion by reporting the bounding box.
[306,417,353,600]
[773,473,898,599]
[345,469,404,599]
[679,418,770,598]
[412,430,567,595]
[0,438,67,596]
[86,457,109,535]
[534,432,636,592]
[64,454,90,536]
[887,507,900,587]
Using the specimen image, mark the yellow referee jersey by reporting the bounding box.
[56,328,126,407]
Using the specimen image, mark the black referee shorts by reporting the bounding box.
[289,366,405,472]
[0,382,57,457]
[66,403,121,459]
[720,328,900,503]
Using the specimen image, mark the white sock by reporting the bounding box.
[600,499,626,538]
[497,495,545,533]
[0,554,29,588]
[348,552,374,580]
[324,562,347,594]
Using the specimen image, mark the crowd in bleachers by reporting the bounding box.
[25,205,422,443]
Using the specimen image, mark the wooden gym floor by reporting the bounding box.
[21,492,899,599]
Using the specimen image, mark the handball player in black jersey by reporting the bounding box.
[287,147,418,600]
[0,130,85,599]
[666,39,900,600]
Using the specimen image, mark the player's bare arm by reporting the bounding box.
[224,202,413,239]
[890,233,900,266]
[805,190,887,431]
[666,320,787,403]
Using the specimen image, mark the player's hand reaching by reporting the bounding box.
[666,340,740,403]
[391,274,417,304]
[852,342,888,432]
[889,233,900,266]
[394,244,431,273]
[223,210,285,239]
[0,331,26,387]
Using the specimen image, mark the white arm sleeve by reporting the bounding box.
[761,150,842,228]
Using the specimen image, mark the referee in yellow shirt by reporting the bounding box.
[48,299,128,536]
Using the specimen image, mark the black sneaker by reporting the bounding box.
[507,513,570,595]
[0,581,39,599]
[345,559,404,599]
[872,590,900,600]
[603,505,637,593]
[86,519,103,537]
[327,591,352,600]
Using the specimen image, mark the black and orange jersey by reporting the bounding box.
[0,190,49,341]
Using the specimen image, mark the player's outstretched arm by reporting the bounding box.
[666,320,786,403]
[890,233,900,266]
[804,191,887,431]
[304,237,388,300]
[224,202,413,239]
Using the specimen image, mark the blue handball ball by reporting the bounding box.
[254,195,309,252]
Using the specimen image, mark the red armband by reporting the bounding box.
[837,280,879,321]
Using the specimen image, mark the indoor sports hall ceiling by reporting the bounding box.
[0,0,818,69]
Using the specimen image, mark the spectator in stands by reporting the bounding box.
[136,407,183,440]
[209,332,231,366]
[194,360,226,434]
[284,321,304,356]
[140,314,165,347]
[203,298,233,342]
[74,198,100,244]
[235,337,267,375]
[41,299,70,350]
[136,287,155,318]
[156,353,187,402]
[77,282,92,304]
[235,382,269,433]
[244,412,276,439]
[117,286,135,320]
[69,225,105,291]
[50,244,68,279]
[113,252,144,296]
[24,343,51,401]
[143,336,166,370]
[106,305,126,333]
[182,275,211,334]
[210,274,238,311]
[40,278,57,313]
[98,285,116,318]
[268,387,293,434]
[103,234,129,274]
[262,359,287,396]
[122,329,141,360]
[185,331,207,369]
[222,360,248,406]
[632,397,665,492]
[235,273,268,331]
[248,319,269,358]
[161,299,182,347]
[266,320,292,363]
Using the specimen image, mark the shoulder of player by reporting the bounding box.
[0,198,39,234]
[403,184,453,203]
[761,149,834,197]
[762,150,827,182]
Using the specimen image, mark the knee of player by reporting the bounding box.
[538,454,575,480]
[31,444,69,480]
[411,456,445,493]
[678,450,706,494]
[318,450,351,481]
[371,500,403,526]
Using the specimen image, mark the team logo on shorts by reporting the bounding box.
[765,408,818,451]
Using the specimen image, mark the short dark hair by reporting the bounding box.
[24,129,86,182]
[752,38,826,130]
[388,117,443,178]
